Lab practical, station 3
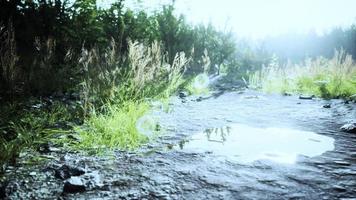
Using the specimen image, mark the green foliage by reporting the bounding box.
[0,1,239,95]
[0,0,237,167]
[250,50,356,98]
[74,101,149,153]
[223,43,271,83]
[78,39,189,112]
[74,39,190,153]
[0,101,74,171]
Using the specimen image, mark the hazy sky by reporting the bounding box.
[99,0,356,38]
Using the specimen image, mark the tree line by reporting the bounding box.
[1,0,355,97]
[261,25,356,62]
[0,0,238,97]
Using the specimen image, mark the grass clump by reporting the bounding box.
[250,50,356,98]
[73,40,191,153]
[0,101,75,171]
[75,102,149,152]
[0,39,194,167]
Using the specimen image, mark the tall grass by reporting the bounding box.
[0,21,19,97]
[0,38,192,167]
[0,102,74,171]
[250,50,356,98]
[74,102,149,153]
[76,40,190,152]
[79,39,189,113]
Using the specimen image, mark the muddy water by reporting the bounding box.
[143,90,356,199]
[178,124,335,164]
[3,90,356,199]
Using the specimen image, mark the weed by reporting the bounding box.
[250,50,356,98]
[0,101,73,171]
[74,101,149,153]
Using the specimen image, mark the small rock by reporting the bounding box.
[29,172,37,176]
[299,95,315,100]
[55,164,85,180]
[196,97,203,102]
[59,155,70,162]
[63,177,86,193]
[112,178,133,187]
[287,193,305,199]
[283,92,292,96]
[243,95,259,99]
[178,91,188,99]
[333,160,351,166]
[323,104,331,108]
[340,123,356,133]
[350,152,356,158]
[332,185,347,192]
[48,147,61,152]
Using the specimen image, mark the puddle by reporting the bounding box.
[176,124,335,164]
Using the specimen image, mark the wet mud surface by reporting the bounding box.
[1,90,356,199]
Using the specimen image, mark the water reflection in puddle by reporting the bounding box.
[175,124,335,164]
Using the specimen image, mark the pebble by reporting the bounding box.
[340,123,356,133]
[299,95,314,100]
[63,177,86,193]
[323,104,331,108]
[54,164,85,180]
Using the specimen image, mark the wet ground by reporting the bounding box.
[1,90,356,199]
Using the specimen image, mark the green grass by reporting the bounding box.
[0,40,195,169]
[68,41,191,154]
[0,101,74,171]
[73,101,150,153]
[250,50,356,98]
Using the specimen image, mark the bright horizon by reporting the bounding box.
[98,0,356,39]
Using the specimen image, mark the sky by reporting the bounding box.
[98,0,356,39]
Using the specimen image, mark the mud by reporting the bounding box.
[1,90,356,199]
